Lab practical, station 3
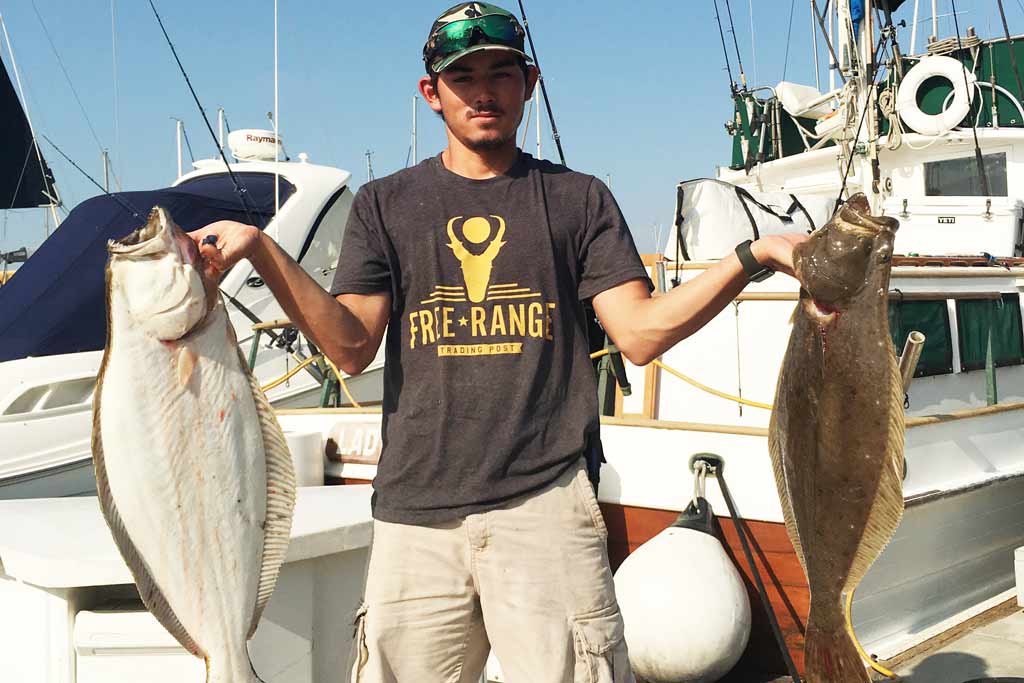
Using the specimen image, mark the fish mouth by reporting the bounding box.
[110,208,169,253]
[109,207,203,269]
[804,298,840,325]
[834,194,900,237]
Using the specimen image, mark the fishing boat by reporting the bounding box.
[276,1,1024,680]
[3,1,1023,681]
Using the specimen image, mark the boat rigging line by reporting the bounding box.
[42,135,141,220]
[835,21,893,211]
[693,455,803,683]
[712,0,737,90]
[723,0,748,88]
[950,0,990,199]
[995,0,1024,109]
[29,0,107,163]
[146,0,262,230]
[515,0,565,165]
[811,0,848,84]
[782,0,798,81]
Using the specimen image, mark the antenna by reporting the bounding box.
[365,150,375,182]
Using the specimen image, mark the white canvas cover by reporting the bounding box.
[666,179,835,261]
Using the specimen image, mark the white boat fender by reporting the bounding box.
[613,491,751,683]
[896,55,977,136]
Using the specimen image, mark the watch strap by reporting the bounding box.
[735,240,774,283]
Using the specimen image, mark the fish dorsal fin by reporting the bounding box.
[768,409,808,576]
[91,378,205,658]
[845,347,906,590]
[237,345,297,639]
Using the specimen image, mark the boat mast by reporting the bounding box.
[273,0,279,220]
[860,0,879,211]
[811,1,821,91]
[0,12,60,228]
[910,0,920,54]
[175,118,183,178]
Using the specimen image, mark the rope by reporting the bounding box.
[845,590,898,678]
[260,354,320,393]
[710,459,803,683]
[588,349,773,410]
[257,352,362,408]
[927,34,980,56]
[878,87,902,150]
[323,354,362,408]
[654,359,773,410]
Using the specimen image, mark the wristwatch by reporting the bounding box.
[735,239,774,283]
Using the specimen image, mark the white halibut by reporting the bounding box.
[92,207,296,683]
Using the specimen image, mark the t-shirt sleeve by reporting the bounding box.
[577,177,652,301]
[329,185,392,296]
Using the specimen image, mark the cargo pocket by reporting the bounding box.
[349,603,369,682]
[571,605,634,683]
[573,467,609,540]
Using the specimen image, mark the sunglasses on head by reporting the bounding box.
[424,14,524,69]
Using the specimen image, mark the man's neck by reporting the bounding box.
[441,141,519,180]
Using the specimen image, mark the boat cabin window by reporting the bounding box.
[889,300,954,376]
[924,152,1007,197]
[297,187,351,266]
[175,172,297,228]
[956,294,1024,371]
[3,385,48,415]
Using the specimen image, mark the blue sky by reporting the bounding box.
[0,0,1010,259]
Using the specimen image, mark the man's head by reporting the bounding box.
[419,3,539,153]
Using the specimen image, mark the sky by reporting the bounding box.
[0,0,1014,260]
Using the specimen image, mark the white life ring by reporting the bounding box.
[897,55,977,136]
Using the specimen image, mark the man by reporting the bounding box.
[190,3,804,681]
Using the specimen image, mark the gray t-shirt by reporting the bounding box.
[331,152,649,524]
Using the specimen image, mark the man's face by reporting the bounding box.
[422,50,537,152]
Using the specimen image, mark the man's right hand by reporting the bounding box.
[188,221,263,282]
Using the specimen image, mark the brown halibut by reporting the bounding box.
[768,193,905,683]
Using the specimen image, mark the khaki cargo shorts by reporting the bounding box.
[348,459,634,683]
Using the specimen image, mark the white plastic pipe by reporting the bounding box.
[910,0,920,55]
[175,119,183,179]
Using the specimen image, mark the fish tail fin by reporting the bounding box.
[803,611,870,683]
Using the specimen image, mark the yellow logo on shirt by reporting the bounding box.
[445,215,506,302]
[407,215,557,356]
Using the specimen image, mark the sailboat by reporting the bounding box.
[0,13,61,269]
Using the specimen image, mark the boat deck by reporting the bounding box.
[891,604,1024,682]
[714,603,1024,683]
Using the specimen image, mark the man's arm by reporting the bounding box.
[591,234,804,367]
[189,221,390,375]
